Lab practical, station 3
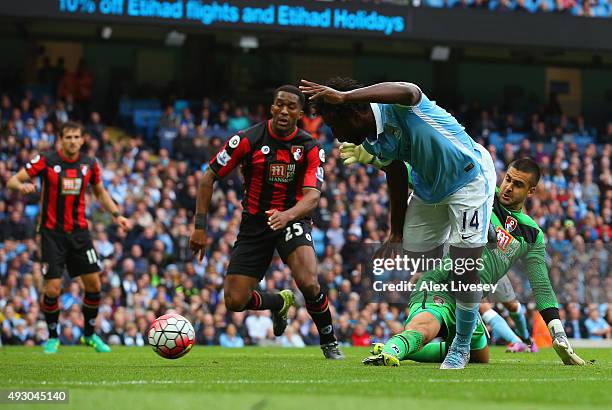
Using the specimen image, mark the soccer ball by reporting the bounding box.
[148,313,195,359]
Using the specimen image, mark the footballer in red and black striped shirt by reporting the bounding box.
[8,121,130,354]
[189,85,343,359]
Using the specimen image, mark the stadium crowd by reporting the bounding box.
[0,79,611,348]
[328,0,612,18]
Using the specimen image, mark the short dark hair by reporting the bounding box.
[274,85,305,108]
[59,121,82,137]
[508,157,541,187]
[314,77,369,124]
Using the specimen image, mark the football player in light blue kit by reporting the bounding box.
[300,77,496,369]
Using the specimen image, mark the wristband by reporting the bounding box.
[112,211,120,218]
[194,213,208,230]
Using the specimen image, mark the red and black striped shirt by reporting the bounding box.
[209,121,324,217]
[25,150,101,233]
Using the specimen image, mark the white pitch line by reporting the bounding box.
[5,377,611,387]
[424,377,611,383]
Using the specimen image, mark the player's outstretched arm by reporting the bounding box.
[524,241,585,365]
[300,79,421,106]
[189,168,216,261]
[7,169,37,195]
[92,182,131,231]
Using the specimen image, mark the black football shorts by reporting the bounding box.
[226,215,315,280]
[40,229,100,280]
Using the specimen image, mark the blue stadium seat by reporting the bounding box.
[575,136,594,147]
[525,0,540,12]
[158,126,178,154]
[25,204,39,220]
[488,132,503,151]
[507,133,525,145]
[133,109,162,141]
[426,0,446,8]
[174,100,189,112]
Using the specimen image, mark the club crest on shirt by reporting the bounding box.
[433,295,445,305]
[80,165,89,176]
[505,216,518,232]
[385,125,401,138]
[53,165,62,173]
[291,146,304,161]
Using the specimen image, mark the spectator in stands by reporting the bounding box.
[219,323,245,347]
[351,323,371,347]
[227,107,250,132]
[584,304,611,339]
[496,0,513,11]
[245,311,273,345]
[564,303,588,338]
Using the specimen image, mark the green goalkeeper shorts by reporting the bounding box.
[406,300,488,351]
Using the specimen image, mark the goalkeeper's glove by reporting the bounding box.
[339,143,392,169]
[548,319,586,365]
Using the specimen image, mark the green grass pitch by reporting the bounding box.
[2,346,611,410]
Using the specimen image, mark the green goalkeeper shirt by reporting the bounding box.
[410,190,558,312]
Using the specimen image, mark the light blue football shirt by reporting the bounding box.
[362,91,483,203]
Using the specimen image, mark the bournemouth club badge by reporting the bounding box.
[80,165,89,176]
[505,216,518,232]
[433,295,445,305]
[291,146,304,161]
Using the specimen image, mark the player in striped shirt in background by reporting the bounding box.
[7,121,131,354]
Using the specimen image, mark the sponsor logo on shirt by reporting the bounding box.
[61,177,83,195]
[268,163,296,183]
[495,226,514,252]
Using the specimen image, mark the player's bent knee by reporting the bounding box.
[44,281,62,298]
[45,289,61,299]
[223,287,251,312]
[405,313,440,343]
[224,294,248,312]
[82,273,102,293]
[296,281,320,299]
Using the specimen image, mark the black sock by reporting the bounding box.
[305,292,336,345]
[82,292,101,337]
[245,290,284,311]
[41,295,60,338]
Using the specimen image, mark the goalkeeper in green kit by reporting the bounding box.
[340,144,585,366]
